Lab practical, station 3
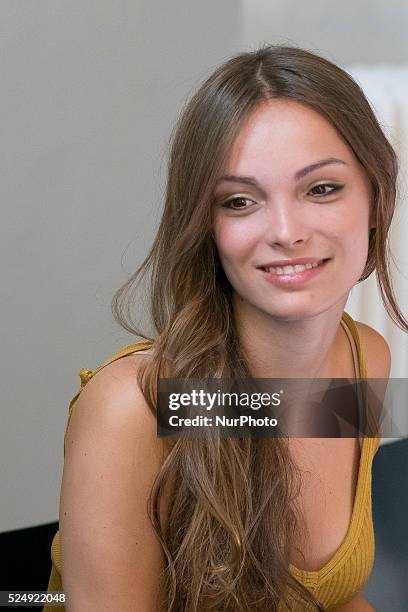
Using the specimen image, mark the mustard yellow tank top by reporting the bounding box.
[42,311,381,611]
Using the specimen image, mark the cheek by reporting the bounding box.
[337,204,370,256]
[329,206,370,284]
[213,218,260,264]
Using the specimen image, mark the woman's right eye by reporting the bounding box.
[221,197,254,210]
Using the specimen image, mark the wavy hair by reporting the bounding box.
[111,44,406,610]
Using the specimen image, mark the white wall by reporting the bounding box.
[241,0,408,65]
[0,1,241,532]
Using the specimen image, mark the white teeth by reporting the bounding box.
[263,260,324,275]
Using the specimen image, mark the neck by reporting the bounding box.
[232,295,349,379]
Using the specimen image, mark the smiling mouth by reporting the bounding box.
[259,258,330,275]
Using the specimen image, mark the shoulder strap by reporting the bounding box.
[341,311,368,379]
[63,340,154,456]
[77,340,154,388]
[341,311,381,448]
[339,315,360,379]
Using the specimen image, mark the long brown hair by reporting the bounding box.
[112,44,406,610]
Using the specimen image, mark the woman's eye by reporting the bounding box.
[221,197,253,210]
[220,184,344,209]
[308,183,344,197]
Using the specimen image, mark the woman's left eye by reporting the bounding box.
[308,183,344,197]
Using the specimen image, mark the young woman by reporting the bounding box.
[44,45,407,611]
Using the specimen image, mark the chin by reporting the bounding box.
[258,300,338,322]
[268,310,316,322]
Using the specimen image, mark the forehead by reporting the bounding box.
[224,99,356,175]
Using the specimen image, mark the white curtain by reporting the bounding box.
[344,65,408,380]
[344,66,408,445]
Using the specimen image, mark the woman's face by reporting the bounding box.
[211,99,374,322]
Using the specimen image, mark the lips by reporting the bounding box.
[257,257,330,270]
[258,257,331,285]
[258,258,330,272]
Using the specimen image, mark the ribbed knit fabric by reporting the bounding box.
[281,311,381,611]
[42,311,381,611]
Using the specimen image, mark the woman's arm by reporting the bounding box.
[60,355,168,611]
[335,592,376,611]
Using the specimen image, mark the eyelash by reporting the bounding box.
[221,183,345,210]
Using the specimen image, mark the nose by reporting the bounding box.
[263,200,310,248]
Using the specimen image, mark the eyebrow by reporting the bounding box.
[215,157,348,187]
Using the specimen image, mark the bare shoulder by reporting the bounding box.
[65,352,162,457]
[61,352,168,611]
[355,321,392,378]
